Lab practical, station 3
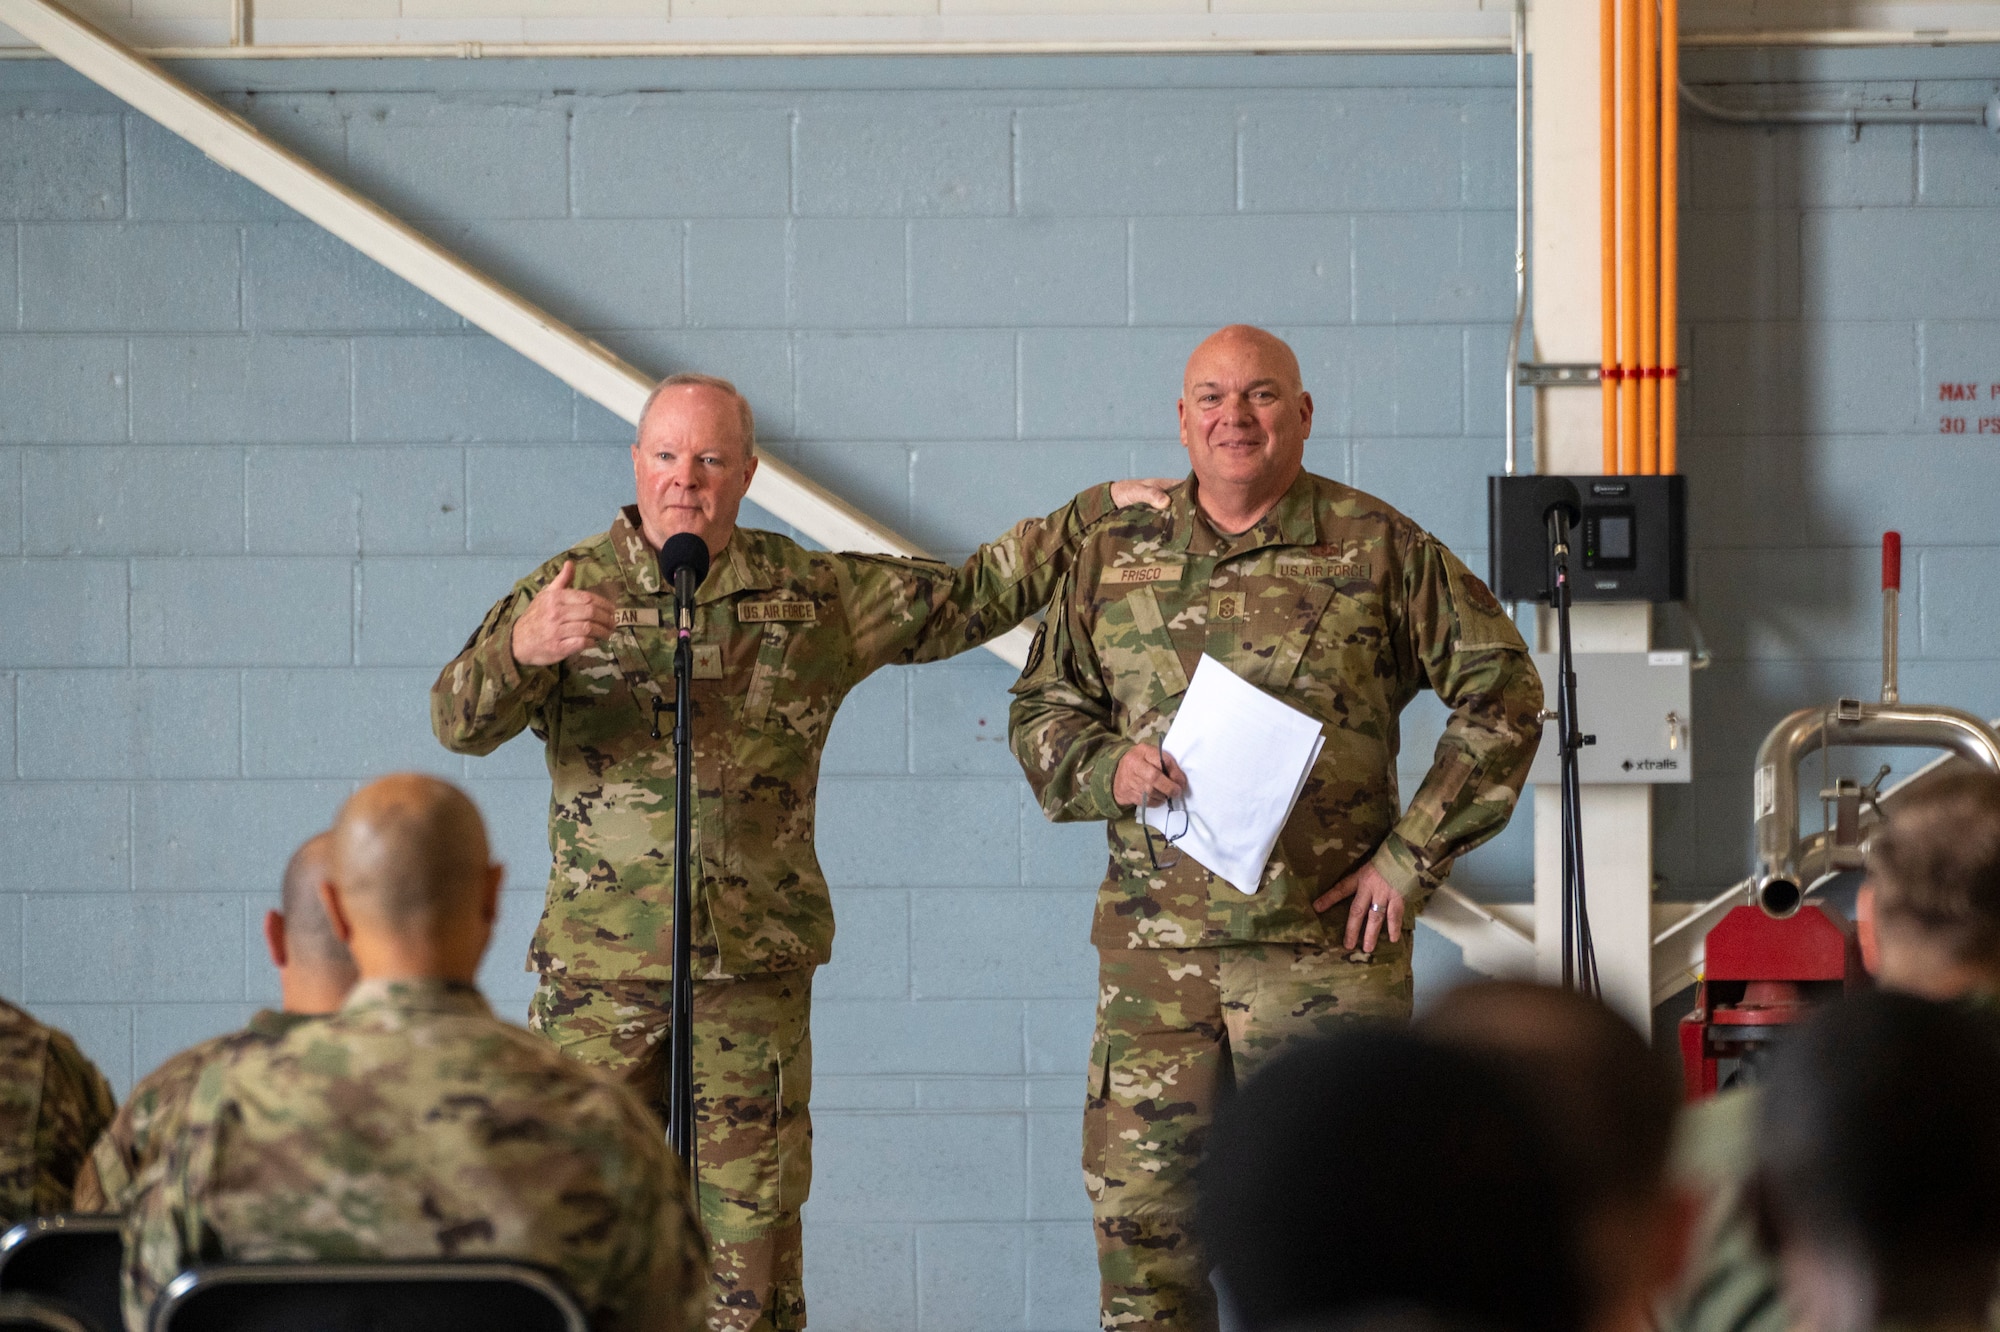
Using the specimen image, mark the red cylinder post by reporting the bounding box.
[1883,531,1902,590]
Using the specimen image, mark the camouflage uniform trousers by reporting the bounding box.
[531,972,812,1332]
[1086,938,1414,1332]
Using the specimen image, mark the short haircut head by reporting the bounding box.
[1184,324,1305,395]
[329,774,492,931]
[1199,1026,1587,1332]
[639,373,755,456]
[279,830,350,967]
[1757,991,2000,1310]
[1419,981,1680,1215]
[1865,769,2000,968]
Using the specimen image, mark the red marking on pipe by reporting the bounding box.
[1883,531,1902,591]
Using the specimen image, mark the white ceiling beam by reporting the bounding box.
[0,0,1038,666]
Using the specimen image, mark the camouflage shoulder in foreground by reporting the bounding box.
[122,980,705,1332]
[73,1010,312,1215]
[429,486,1119,980]
[1009,472,1542,949]
[0,998,116,1226]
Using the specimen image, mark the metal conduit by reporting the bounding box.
[1681,80,1999,129]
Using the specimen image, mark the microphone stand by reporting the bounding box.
[1547,507,1599,997]
[668,571,697,1174]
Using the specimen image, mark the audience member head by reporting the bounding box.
[323,774,502,985]
[260,830,358,1013]
[1754,991,2000,1332]
[1419,981,1691,1332]
[1861,769,2000,999]
[1199,1025,1587,1332]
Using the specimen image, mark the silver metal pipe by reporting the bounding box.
[229,0,249,47]
[1681,80,1994,129]
[1882,587,1900,704]
[1503,0,1527,477]
[1752,701,2000,915]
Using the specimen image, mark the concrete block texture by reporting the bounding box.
[810,1111,1026,1222]
[0,337,127,444]
[17,671,240,780]
[1131,215,1350,327]
[795,100,1012,217]
[241,668,460,779]
[1802,207,2000,321]
[353,336,576,443]
[124,113,298,224]
[0,782,129,891]
[1238,91,1479,212]
[20,225,240,333]
[801,1222,917,1332]
[24,447,244,556]
[790,217,907,329]
[0,108,121,220]
[131,337,351,446]
[571,104,793,219]
[686,218,788,328]
[0,560,129,667]
[23,893,246,1003]
[246,446,464,555]
[244,223,464,332]
[908,219,1126,328]
[918,1224,1026,1332]
[430,218,684,332]
[795,330,1014,440]
[342,99,569,222]
[1015,99,1234,217]
[131,557,352,667]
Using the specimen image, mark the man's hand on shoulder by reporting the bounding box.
[511,560,617,667]
[1110,478,1177,511]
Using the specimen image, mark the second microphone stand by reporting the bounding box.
[1547,506,1599,997]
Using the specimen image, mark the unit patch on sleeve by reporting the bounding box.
[738,599,818,623]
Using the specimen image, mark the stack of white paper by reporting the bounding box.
[1140,654,1326,894]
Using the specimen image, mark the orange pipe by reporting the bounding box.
[1601,0,1618,474]
[1618,0,1640,475]
[1660,0,1680,475]
[1637,0,1659,475]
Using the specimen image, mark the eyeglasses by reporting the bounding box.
[1142,796,1189,871]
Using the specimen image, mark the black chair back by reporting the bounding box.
[150,1262,590,1332]
[0,1217,123,1332]
[0,1293,97,1332]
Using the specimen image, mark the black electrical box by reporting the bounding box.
[1488,474,1687,604]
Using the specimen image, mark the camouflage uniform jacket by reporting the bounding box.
[0,997,115,1226]
[121,979,705,1332]
[432,486,1120,980]
[73,1009,313,1215]
[1009,472,1542,950]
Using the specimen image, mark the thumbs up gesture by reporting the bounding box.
[511,560,617,667]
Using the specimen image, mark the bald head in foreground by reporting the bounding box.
[74,830,360,1214]
[121,774,706,1332]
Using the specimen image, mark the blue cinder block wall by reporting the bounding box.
[1,46,1997,1332]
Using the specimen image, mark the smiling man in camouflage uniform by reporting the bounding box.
[432,373,1166,1331]
[1009,325,1544,1332]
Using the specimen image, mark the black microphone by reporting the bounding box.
[657,533,711,634]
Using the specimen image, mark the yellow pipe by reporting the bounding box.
[1601,0,1619,474]
[1660,0,1680,475]
[1638,0,1658,475]
[1619,0,1640,475]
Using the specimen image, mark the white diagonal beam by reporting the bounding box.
[0,0,1036,665]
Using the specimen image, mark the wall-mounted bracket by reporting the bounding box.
[1517,362,1602,387]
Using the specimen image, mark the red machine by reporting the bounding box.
[1677,903,1865,1100]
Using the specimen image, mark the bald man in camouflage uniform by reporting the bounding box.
[122,774,704,1332]
[0,999,115,1226]
[73,831,357,1215]
[432,373,1168,1331]
[1010,326,1543,1332]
